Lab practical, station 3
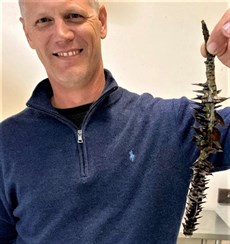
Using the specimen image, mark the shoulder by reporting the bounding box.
[120,88,193,117]
[0,108,32,140]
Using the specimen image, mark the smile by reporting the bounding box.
[53,49,83,57]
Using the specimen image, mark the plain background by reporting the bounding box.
[0,0,230,225]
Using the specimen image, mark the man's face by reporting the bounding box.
[20,0,107,88]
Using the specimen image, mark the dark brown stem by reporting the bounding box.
[182,20,226,236]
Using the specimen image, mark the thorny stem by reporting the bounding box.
[182,20,226,236]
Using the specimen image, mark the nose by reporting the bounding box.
[54,19,75,44]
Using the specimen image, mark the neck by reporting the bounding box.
[50,69,106,109]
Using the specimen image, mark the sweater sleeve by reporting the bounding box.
[211,107,230,171]
[0,204,17,243]
[0,180,17,243]
[175,98,230,171]
[0,126,17,243]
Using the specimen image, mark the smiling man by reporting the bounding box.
[0,1,230,244]
[20,0,106,108]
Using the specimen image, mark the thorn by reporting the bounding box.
[192,82,208,87]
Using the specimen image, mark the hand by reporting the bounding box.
[201,9,230,68]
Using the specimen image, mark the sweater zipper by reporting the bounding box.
[75,86,118,178]
[77,129,83,144]
[28,85,118,178]
[77,129,87,178]
[76,86,118,145]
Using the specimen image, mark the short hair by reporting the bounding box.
[90,0,100,11]
[18,0,24,16]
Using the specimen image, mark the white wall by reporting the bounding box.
[1,1,229,210]
[0,3,3,120]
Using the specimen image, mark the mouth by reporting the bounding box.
[52,49,83,57]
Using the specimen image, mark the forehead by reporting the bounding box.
[20,0,93,11]
[20,0,95,18]
[20,0,92,4]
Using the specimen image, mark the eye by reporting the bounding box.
[36,17,52,26]
[66,13,84,23]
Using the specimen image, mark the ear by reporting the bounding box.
[98,5,107,39]
[20,17,36,49]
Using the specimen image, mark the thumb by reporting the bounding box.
[222,21,230,37]
[206,10,230,55]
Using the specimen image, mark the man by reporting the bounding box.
[0,0,229,243]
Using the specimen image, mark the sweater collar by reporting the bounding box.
[26,69,119,114]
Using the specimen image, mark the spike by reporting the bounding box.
[193,90,205,94]
[183,20,228,237]
[192,82,208,87]
[215,112,225,126]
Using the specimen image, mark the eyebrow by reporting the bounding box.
[34,6,88,19]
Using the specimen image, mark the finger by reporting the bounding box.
[207,23,229,56]
[200,42,207,57]
[217,40,230,68]
[222,21,230,37]
[206,9,230,55]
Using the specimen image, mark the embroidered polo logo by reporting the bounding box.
[129,150,135,162]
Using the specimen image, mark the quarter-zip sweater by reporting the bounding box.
[0,70,230,244]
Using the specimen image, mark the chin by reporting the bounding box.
[53,72,87,88]
[48,63,93,85]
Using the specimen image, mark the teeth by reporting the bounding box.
[54,49,82,57]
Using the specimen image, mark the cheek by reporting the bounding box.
[35,45,53,69]
[80,20,102,42]
[35,49,48,67]
[32,35,52,59]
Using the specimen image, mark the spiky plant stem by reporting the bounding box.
[182,20,227,236]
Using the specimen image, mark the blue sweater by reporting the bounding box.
[0,70,230,244]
